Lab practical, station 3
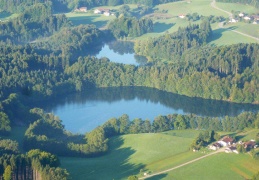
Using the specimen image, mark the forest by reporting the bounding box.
[0,0,259,179]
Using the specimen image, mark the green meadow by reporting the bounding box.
[216,2,259,14]
[60,129,259,180]
[64,0,259,45]
[157,153,259,180]
[60,130,202,180]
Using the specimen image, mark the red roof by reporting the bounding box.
[222,136,234,143]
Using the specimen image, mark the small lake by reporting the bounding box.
[46,87,259,134]
[95,41,147,66]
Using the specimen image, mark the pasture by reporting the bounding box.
[60,129,259,179]
[60,130,202,180]
[64,0,259,45]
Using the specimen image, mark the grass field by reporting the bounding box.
[60,129,259,180]
[60,130,202,180]
[63,0,259,45]
[65,12,116,28]
[157,153,259,180]
[216,2,259,14]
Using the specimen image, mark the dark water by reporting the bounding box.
[46,87,259,133]
[95,41,147,65]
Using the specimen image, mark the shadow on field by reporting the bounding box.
[68,15,108,28]
[209,26,238,43]
[146,173,168,180]
[153,22,174,33]
[104,136,145,179]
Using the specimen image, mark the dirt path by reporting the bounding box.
[139,148,225,179]
[210,0,259,41]
[210,0,232,17]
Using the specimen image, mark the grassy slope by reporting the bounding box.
[60,130,202,180]
[216,2,259,14]
[158,153,259,180]
[149,129,259,180]
[64,0,259,45]
[60,129,259,180]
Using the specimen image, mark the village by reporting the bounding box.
[228,12,259,24]
[74,6,115,17]
[208,135,258,154]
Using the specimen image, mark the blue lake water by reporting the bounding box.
[47,87,259,134]
[95,41,147,66]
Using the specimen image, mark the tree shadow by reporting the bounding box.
[68,15,109,28]
[208,26,238,44]
[0,11,11,19]
[153,22,174,33]
[65,136,145,179]
[146,173,168,180]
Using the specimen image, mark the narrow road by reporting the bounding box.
[139,148,225,179]
[210,0,259,41]
[210,0,232,17]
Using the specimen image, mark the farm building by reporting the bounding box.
[218,136,234,147]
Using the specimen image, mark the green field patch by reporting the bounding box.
[162,153,259,180]
[216,2,259,14]
[66,12,115,28]
[208,26,258,45]
[156,0,227,17]
[60,130,201,179]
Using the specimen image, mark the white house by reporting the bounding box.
[244,16,251,20]
[94,9,102,14]
[103,11,110,16]
[179,14,185,18]
[229,18,238,23]
[218,136,234,147]
[79,7,87,12]
[239,13,244,17]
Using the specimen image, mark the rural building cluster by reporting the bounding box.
[209,136,258,154]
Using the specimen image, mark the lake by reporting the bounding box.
[46,87,259,134]
[95,41,147,66]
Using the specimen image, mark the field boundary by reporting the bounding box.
[211,0,259,41]
[139,148,225,179]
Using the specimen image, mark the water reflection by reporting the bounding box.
[45,87,259,133]
[95,41,147,65]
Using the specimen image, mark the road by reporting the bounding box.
[210,0,259,41]
[139,148,225,179]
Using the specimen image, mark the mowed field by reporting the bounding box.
[60,129,259,180]
[65,0,259,45]
[60,130,202,180]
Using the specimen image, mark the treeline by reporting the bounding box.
[101,111,259,134]
[0,3,71,43]
[21,110,259,156]
[0,0,181,13]
[134,20,212,60]
[0,112,11,135]
[216,0,259,8]
[23,108,108,157]
[0,0,70,13]
[108,16,153,39]
[0,139,69,179]
[33,24,105,60]
[190,130,220,150]
[0,43,259,108]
